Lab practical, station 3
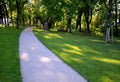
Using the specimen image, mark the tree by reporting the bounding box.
[41,0,65,30]
[8,0,16,26]
[114,0,119,36]
[103,0,114,43]
[76,8,83,32]
[16,0,28,29]
[0,0,9,26]
[82,0,98,33]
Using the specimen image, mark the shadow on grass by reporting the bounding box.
[34,28,120,82]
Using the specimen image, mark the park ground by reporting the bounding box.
[0,26,120,82]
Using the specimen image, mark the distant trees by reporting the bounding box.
[0,0,9,26]
[16,0,28,29]
[1,0,120,38]
[0,0,28,28]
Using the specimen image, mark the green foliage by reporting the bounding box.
[34,28,120,82]
[41,0,65,22]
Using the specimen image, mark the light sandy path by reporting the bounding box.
[19,27,87,82]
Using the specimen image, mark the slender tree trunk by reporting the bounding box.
[84,5,93,33]
[16,0,20,29]
[76,8,83,32]
[29,16,31,26]
[66,18,72,33]
[3,15,6,26]
[0,6,3,24]
[5,5,9,26]
[114,0,118,36]
[76,19,79,29]
[10,10,13,26]
[119,11,120,24]
[84,6,91,33]
[106,27,111,43]
[104,0,113,43]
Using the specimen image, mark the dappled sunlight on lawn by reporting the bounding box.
[81,46,101,55]
[93,57,120,65]
[63,44,80,51]
[90,39,104,43]
[115,39,120,43]
[100,76,114,82]
[44,33,62,39]
[33,28,120,82]
[63,48,83,56]
[62,44,84,56]
[71,58,82,63]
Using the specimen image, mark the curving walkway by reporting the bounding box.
[19,27,87,82]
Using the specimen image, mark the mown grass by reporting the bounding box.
[34,28,120,82]
[0,26,24,82]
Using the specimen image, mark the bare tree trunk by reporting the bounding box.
[119,11,120,24]
[84,6,92,33]
[114,0,119,36]
[106,27,110,43]
[104,0,113,43]
[4,4,9,26]
[66,18,72,33]
[76,8,83,32]
[16,0,20,29]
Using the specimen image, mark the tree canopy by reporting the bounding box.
[0,0,120,41]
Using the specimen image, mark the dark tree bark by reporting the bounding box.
[119,11,120,24]
[29,16,32,26]
[16,0,28,29]
[84,6,92,33]
[66,18,72,33]
[114,0,119,36]
[16,0,20,29]
[76,8,83,32]
[0,6,3,24]
[0,0,9,26]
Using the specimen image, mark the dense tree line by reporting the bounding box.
[0,0,120,42]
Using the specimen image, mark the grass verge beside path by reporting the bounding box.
[0,27,24,82]
[34,28,120,82]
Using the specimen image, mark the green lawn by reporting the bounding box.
[0,27,24,82]
[34,28,120,82]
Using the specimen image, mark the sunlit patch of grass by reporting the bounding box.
[0,24,5,27]
[93,57,120,65]
[33,28,120,82]
[44,33,62,39]
[90,39,105,43]
[115,38,120,42]
[100,76,113,82]
[0,26,24,82]
[63,44,80,51]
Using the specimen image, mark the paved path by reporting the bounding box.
[19,27,87,82]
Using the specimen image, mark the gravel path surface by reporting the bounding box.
[19,27,87,82]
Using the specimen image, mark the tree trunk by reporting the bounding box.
[10,10,13,26]
[16,0,20,29]
[84,6,92,33]
[29,16,31,26]
[5,4,9,26]
[66,18,72,33]
[76,8,83,32]
[76,18,79,29]
[106,27,111,43]
[119,11,120,24]
[104,0,113,43]
[114,0,119,36]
